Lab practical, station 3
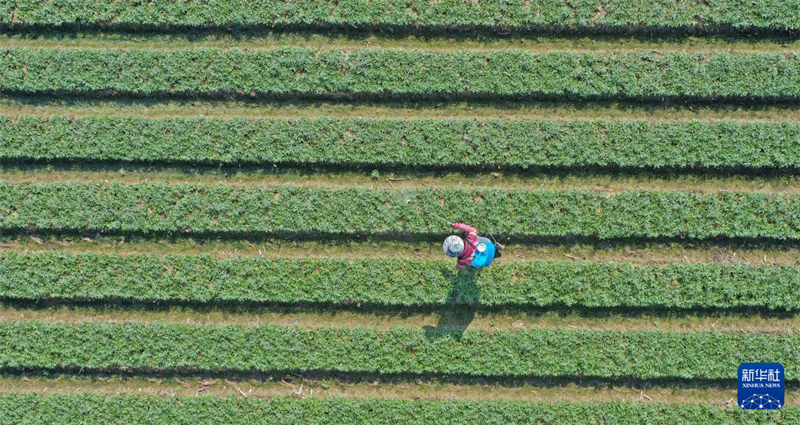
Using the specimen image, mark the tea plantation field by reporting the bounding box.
[1,1,800,423]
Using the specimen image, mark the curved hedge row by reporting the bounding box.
[2,394,796,425]
[1,183,799,240]
[4,115,800,169]
[0,321,795,379]
[2,0,799,33]
[3,251,799,310]
[3,48,800,101]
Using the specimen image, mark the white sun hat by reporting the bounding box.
[443,235,465,257]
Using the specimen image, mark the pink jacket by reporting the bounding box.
[452,222,479,270]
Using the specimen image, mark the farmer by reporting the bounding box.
[443,222,504,270]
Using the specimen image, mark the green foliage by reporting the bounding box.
[3,251,800,310]
[4,2,799,418]
[0,321,796,379]
[2,0,800,32]
[1,182,800,240]
[4,115,800,169]
[2,393,798,425]
[3,47,800,101]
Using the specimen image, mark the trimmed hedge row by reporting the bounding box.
[2,394,797,425]
[2,0,799,32]
[0,321,796,379]
[3,47,800,101]
[3,251,800,310]
[1,183,800,240]
[4,115,800,169]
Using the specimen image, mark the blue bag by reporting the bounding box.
[471,240,496,268]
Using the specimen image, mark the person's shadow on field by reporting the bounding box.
[422,268,479,340]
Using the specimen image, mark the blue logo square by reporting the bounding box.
[738,363,784,410]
